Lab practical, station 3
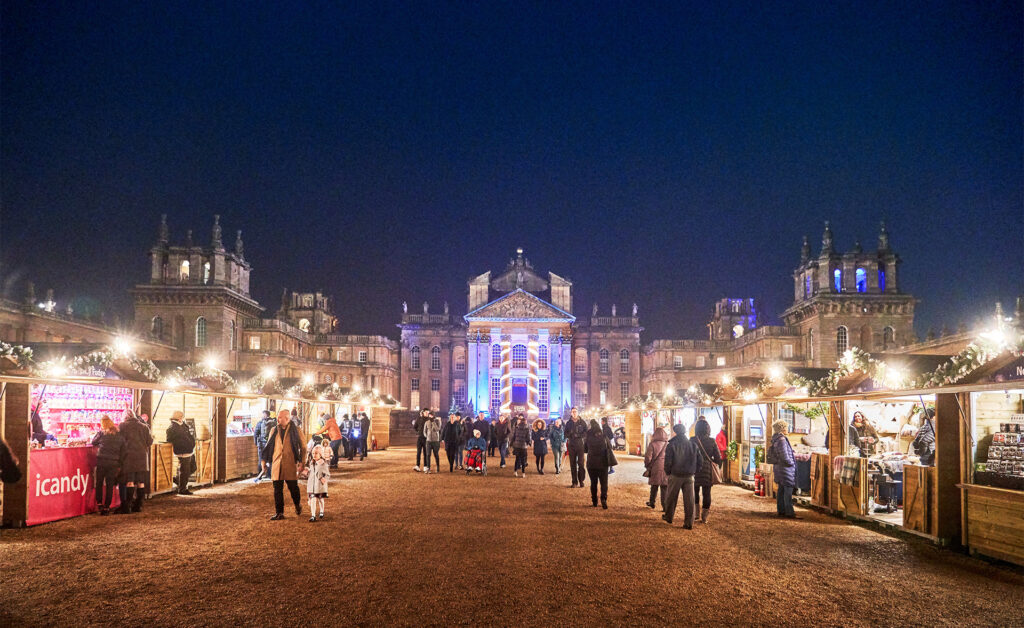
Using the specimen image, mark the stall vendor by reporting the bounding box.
[911,408,936,466]
[30,404,51,445]
[849,411,879,456]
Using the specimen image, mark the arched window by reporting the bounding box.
[430,346,441,370]
[195,317,207,347]
[511,344,528,369]
[883,326,895,350]
[203,261,211,285]
[808,329,815,363]
[229,320,236,350]
[411,346,421,370]
[538,345,549,369]
[298,318,311,333]
[855,268,867,293]
[804,274,812,298]
[878,263,887,292]
[151,316,163,338]
[836,326,848,357]
[599,348,609,374]
[833,268,842,292]
[179,260,190,281]
[619,349,630,373]
[491,344,502,368]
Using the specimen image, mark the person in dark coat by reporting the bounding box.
[92,416,125,515]
[548,419,566,475]
[510,414,532,477]
[441,413,463,472]
[30,403,51,445]
[493,415,511,468]
[531,419,549,474]
[911,408,936,466]
[118,409,154,514]
[413,409,429,471]
[692,418,722,524]
[563,408,588,488]
[601,418,617,474]
[358,413,371,460]
[458,414,474,469]
[167,411,196,496]
[473,412,491,446]
[253,410,272,479]
[663,423,701,529]
[584,420,611,509]
[770,419,798,519]
[488,419,498,456]
[341,413,356,461]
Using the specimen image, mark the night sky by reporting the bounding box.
[2,2,1021,340]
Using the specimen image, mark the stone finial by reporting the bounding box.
[852,240,862,254]
[158,214,169,245]
[402,301,408,314]
[281,288,289,312]
[800,235,810,264]
[212,215,223,249]
[611,304,617,317]
[820,221,834,256]
[235,230,244,258]
[443,301,449,315]
[632,303,638,317]
[878,221,890,252]
[25,281,35,305]
[185,229,193,248]
[423,302,429,315]
[592,303,598,317]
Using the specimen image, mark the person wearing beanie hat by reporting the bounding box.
[769,419,799,519]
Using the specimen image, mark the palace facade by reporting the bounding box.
[0,216,932,416]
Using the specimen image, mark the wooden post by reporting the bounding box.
[934,392,962,545]
[371,407,391,450]
[2,383,30,527]
[214,396,227,483]
[828,399,844,512]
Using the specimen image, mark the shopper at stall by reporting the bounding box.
[413,409,429,472]
[423,413,442,474]
[532,419,549,474]
[119,408,154,514]
[341,414,357,461]
[644,426,669,510]
[441,413,463,473]
[306,437,330,522]
[358,412,371,460]
[770,419,799,519]
[167,411,196,496]
[663,423,701,529]
[693,418,722,524]
[564,407,588,488]
[548,418,565,475]
[263,409,307,520]
[912,407,937,466]
[493,414,511,468]
[848,411,879,456]
[510,414,532,478]
[584,419,612,509]
[91,416,125,515]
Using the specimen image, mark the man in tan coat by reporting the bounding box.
[261,410,306,520]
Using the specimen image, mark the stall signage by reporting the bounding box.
[27,448,113,525]
[988,355,1024,383]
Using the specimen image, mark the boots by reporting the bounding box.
[700,508,709,523]
[132,488,144,513]
[601,499,608,510]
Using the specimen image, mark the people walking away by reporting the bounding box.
[92,416,125,515]
[911,407,936,466]
[344,413,360,461]
[118,408,153,514]
[663,423,701,529]
[315,413,344,468]
[532,419,549,474]
[441,413,463,472]
[770,419,799,519]
[263,409,307,520]
[584,420,612,509]
[601,418,616,474]
[167,411,196,496]
[465,429,487,473]
[564,407,588,488]
[548,419,565,475]
[510,414,532,477]
[494,415,511,468]
[693,418,722,523]
[306,436,330,522]
[358,412,371,460]
[423,413,442,473]
[413,409,429,471]
[644,426,669,510]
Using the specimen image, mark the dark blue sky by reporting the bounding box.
[2,2,1021,339]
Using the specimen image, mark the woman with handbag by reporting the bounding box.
[584,419,615,509]
[693,418,722,524]
[643,426,669,510]
[770,419,799,519]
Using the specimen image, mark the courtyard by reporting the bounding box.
[1,449,1022,627]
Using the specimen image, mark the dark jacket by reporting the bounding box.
[167,420,196,456]
[664,424,702,477]
[548,424,566,450]
[510,422,532,449]
[441,420,462,446]
[0,438,21,484]
[912,415,936,466]
[473,419,491,441]
[602,424,614,441]
[119,415,154,474]
[770,432,796,487]
[341,417,355,438]
[564,418,588,447]
[460,420,475,444]
[262,422,305,465]
[260,417,277,445]
[359,415,371,438]
[532,427,549,455]
[693,419,722,486]
[494,419,511,444]
[92,431,126,465]
[584,430,610,470]
[413,415,427,441]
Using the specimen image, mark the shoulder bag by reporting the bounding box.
[605,438,618,468]
[697,440,723,485]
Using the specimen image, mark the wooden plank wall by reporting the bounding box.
[1,383,30,527]
[904,464,937,535]
[934,393,962,544]
[964,486,1024,566]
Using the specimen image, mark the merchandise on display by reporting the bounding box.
[31,384,134,448]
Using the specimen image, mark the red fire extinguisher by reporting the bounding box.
[636,444,642,456]
[754,469,765,497]
[371,435,378,451]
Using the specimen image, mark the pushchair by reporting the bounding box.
[464,448,487,475]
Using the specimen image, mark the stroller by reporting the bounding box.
[465,447,487,475]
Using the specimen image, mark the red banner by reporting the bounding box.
[27,447,119,526]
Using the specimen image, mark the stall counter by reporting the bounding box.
[27,446,118,526]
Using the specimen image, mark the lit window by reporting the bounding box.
[512,344,528,369]
[431,378,440,392]
[836,326,848,356]
[783,344,794,359]
[431,346,441,370]
[298,318,311,332]
[203,261,211,285]
[716,356,726,367]
[411,378,419,391]
[229,320,236,350]
[454,382,466,404]
[358,351,368,363]
[179,260,190,281]
[538,379,549,413]
[619,349,630,373]
[804,275,812,298]
[575,350,586,373]
[808,329,815,362]
[620,381,630,402]
[883,326,895,350]
[195,317,207,347]
[249,335,261,351]
[833,268,842,291]
[538,345,548,369]
[696,356,706,368]
[878,263,886,292]
[491,344,502,368]
[599,382,609,406]
[673,355,683,369]
[599,349,609,374]
[151,316,163,338]
[574,381,588,407]
[490,378,501,410]
[411,346,420,370]
[455,354,465,372]
[316,350,323,360]
[855,268,867,293]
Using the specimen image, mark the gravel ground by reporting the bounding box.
[2,448,1022,627]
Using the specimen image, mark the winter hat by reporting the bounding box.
[473,429,481,438]
[772,419,789,434]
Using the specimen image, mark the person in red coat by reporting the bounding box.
[715,429,728,460]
